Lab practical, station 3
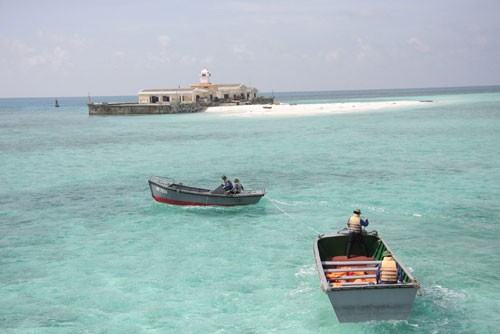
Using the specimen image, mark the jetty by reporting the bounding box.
[88,102,206,115]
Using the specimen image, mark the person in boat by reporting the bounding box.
[227,178,243,194]
[376,250,403,284]
[345,208,370,258]
[221,175,233,192]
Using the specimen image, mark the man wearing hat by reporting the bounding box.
[345,208,370,258]
[376,250,403,284]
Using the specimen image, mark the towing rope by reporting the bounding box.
[265,195,321,235]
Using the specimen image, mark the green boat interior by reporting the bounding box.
[317,234,413,285]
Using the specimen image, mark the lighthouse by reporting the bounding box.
[199,68,211,85]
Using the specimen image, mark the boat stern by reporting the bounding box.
[326,284,418,322]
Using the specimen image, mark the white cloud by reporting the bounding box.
[407,37,430,53]
[158,35,171,48]
[0,33,80,73]
[36,31,87,48]
[112,51,126,60]
[146,51,172,65]
[3,38,33,56]
[356,38,371,61]
[324,50,338,62]
[202,56,215,65]
[23,46,71,68]
[26,54,47,66]
[179,55,197,64]
[68,34,87,48]
[232,44,255,60]
[53,46,68,62]
[36,31,64,44]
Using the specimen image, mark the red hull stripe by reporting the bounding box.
[152,195,239,206]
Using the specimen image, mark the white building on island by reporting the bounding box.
[138,68,259,104]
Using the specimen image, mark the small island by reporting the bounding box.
[88,68,273,115]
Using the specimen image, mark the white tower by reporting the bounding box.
[200,68,211,85]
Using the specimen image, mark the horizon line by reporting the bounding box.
[1,84,499,99]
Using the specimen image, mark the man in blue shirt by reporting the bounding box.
[345,208,370,258]
[221,175,233,192]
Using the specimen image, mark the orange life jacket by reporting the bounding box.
[325,271,347,280]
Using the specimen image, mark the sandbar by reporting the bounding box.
[205,100,430,117]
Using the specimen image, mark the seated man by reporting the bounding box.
[227,178,242,194]
[376,250,403,284]
[221,175,233,192]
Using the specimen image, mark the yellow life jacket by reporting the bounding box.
[380,257,398,282]
[348,215,361,233]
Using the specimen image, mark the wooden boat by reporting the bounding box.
[148,176,265,206]
[313,229,420,323]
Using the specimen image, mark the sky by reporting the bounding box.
[1,0,499,98]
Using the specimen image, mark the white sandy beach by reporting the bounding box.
[206,100,430,117]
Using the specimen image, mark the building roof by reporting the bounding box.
[139,88,193,94]
[139,83,257,95]
[217,83,244,88]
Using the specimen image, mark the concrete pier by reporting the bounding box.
[88,102,206,115]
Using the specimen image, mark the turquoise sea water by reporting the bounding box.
[1,87,499,333]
